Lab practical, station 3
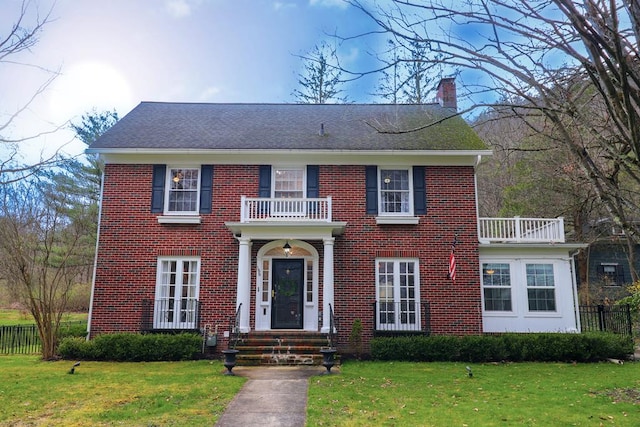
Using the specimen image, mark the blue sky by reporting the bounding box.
[1,0,387,162]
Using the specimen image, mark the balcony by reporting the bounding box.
[478,217,565,243]
[240,196,332,223]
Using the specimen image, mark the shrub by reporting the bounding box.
[370,333,634,363]
[58,333,202,361]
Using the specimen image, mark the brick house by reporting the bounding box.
[86,79,584,356]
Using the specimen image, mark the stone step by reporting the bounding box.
[231,331,337,366]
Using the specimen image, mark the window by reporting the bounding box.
[154,257,200,329]
[166,167,200,214]
[379,169,412,215]
[272,167,305,215]
[482,263,512,311]
[599,263,624,285]
[526,263,556,311]
[376,259,420,331]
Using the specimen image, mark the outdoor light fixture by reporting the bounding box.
[283,241,292,257]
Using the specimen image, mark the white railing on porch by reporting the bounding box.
[478,217,565,243]
[240,196,332,222]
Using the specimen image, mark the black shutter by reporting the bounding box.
[151,164,166,213]
[413,166,427,215]
[365,165,378,214]
[199,165,213,214]
[306,165,319,198]
[258,165,271,197]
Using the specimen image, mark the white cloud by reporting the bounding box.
[309,0,348,9]
[165,0,193,18]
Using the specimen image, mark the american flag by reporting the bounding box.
[448,238,457,282]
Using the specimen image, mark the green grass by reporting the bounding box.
[2,356,639,426]
[307,361,640,426]
[0,356,245,426]
[0,309,87,325]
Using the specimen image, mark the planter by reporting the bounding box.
[320,348,337,374]
[222,349,239,375]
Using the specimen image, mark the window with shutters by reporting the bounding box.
[166,167,200,214]
[379,168,412,215]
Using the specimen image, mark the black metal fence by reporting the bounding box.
[141,299,201,332]
[579,304,633,336]
[373,301,431,336]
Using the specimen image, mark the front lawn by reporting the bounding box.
[307,361,640,426]
[1,356,638,426]
[0,356,245,426]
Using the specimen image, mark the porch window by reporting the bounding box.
[379,168,412,215]
[306,259,313,303]
[154,257,200,329]
[482,263,512,311]
[376,259,420,331]
[166,167,200,214]
[526,263,556,311]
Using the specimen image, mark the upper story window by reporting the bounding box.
[366,166,426,224]
[273,168,305,199]
[379,168,412,215]
[167,167,200,214]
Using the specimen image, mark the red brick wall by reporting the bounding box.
[91,163,482,347]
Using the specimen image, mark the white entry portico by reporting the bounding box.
[226,205,345,333]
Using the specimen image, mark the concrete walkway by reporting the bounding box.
[215,366,333,427]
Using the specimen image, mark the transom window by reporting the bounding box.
[526,263,556,311]
[482,263,512,311]
[376,259,420,331]
[154,257,200,329]
[166,167,200,213]
[379,168,412,215]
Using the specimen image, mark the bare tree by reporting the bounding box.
[1,0,60,184]
[293,41,349,104]
[0,179,92,359]
[347,0,640,278]
[375,38,443,104]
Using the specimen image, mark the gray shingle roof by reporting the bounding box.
[88,102,487,151]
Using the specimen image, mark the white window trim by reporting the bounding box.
[271,166,306,198]
[524,262,558,314]
[376,167,418,224]
[164,166,201,216]
[481,262,515,314]
[154,256,201,329]
[375,258,421,331]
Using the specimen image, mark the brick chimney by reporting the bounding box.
[436,77,457,110]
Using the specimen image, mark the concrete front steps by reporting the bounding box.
[233,331,335,366]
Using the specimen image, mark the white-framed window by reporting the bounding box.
[154,257,200,329]
[166,167,200,214]
[379,168,412,215]
[376,259,420,331]
[482,263,512,311]
[272,167,305,215]
[526,263,556,312]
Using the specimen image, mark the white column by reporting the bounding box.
[236,236,251,333]
[321,237,335,333]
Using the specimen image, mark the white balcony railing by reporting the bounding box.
[478,217,565,243]
[240,196,332,223]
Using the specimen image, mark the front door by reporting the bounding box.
[271,259,304,329]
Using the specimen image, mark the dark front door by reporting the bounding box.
[272,259,304,329]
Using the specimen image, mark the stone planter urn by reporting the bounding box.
[320,348,337,374]
[222,349,239,375]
